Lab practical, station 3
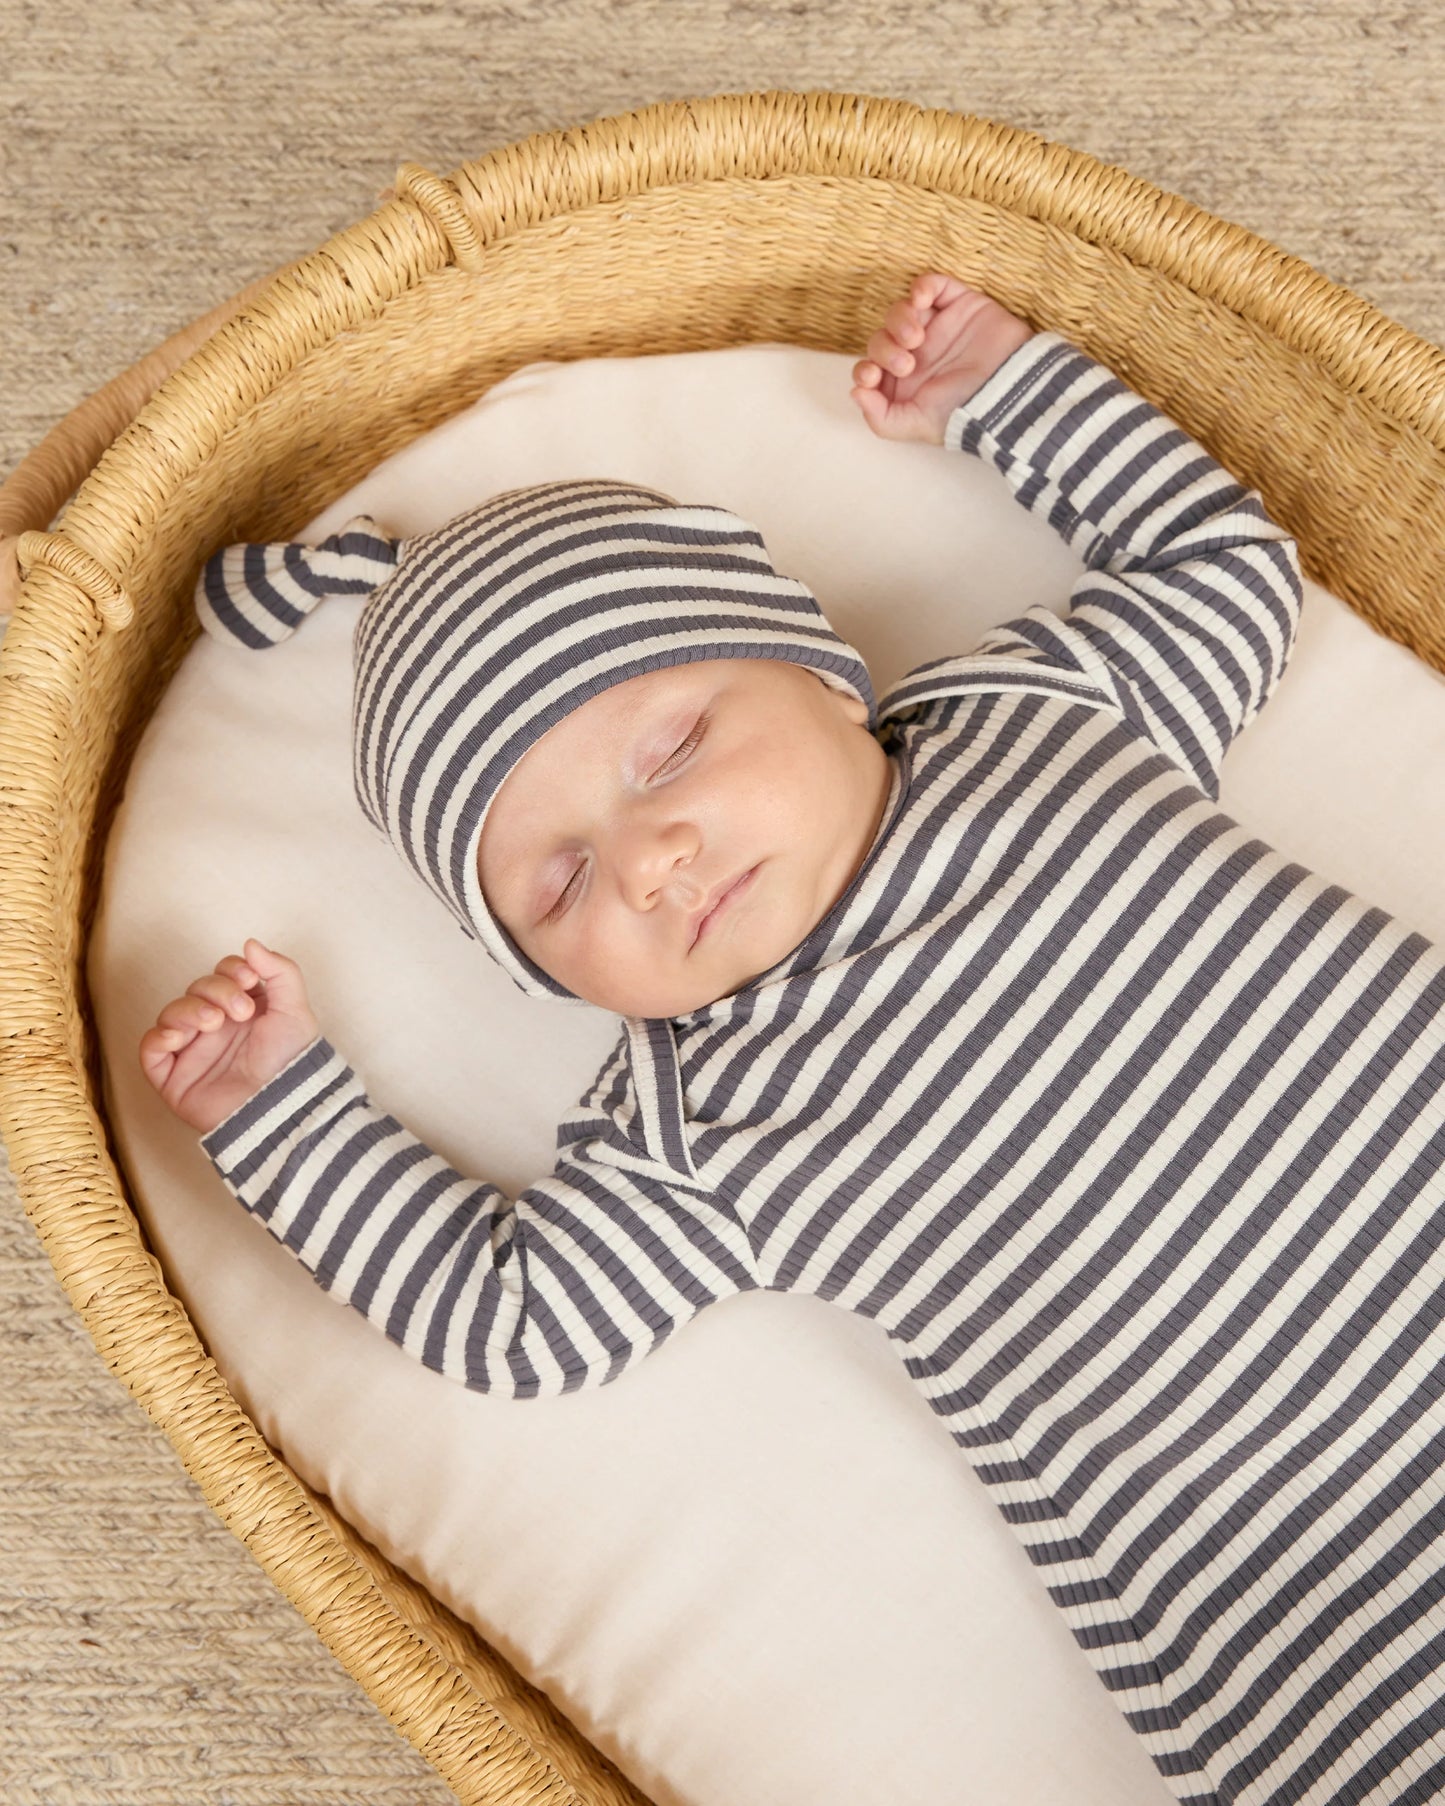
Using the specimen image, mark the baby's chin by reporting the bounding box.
[570,941,794,1018]
[572,968,753,1019]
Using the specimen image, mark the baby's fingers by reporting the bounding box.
[865,314,920,376]
[139,1021,185,1075]
[186,971,254,1020]
[157,993,229,1035]
[909,271,976,314]
[849,379,887,430]
[884,297,929,346]
[139,1015,205,1086]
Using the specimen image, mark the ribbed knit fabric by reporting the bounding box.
[200,335,1445,1803]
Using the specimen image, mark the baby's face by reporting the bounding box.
[477,658,892,1017]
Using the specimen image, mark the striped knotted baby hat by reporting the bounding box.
[195,479,876,1004]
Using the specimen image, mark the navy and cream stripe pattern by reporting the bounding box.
[196,480,874,1003]
[196,517,401,647]
[201,333,1445,1801]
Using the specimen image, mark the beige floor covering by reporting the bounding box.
[2,2,1442,1800]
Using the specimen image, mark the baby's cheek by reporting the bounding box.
[571,905,648,991]
[738,754,809,835]
[779,767,837,854]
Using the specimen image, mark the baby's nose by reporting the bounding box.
[618,822,704,911]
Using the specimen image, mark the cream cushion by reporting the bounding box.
[90,344,1445,1806]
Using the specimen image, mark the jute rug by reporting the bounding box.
[2,1,1441,1799]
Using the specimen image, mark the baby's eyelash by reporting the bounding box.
[653,713,709,779]
[544,864,584,924]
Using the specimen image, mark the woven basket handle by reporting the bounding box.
[0,267,285,616]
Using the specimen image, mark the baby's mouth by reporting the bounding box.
[689,865,759,951]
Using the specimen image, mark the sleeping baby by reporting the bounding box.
[139,274,1445,1805]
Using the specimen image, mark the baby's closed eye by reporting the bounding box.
[652,713,709,780]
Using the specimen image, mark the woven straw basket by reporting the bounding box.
[3,88,1445,1805]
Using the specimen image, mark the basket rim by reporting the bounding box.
[23,85,1445,628]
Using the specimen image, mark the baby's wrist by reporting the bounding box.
[941,328,1066,451]
[929,314,1036,444]
[200,1032,336,1153]
[959,323,1036,405]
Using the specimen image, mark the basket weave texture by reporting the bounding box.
[1,88,1443,1805]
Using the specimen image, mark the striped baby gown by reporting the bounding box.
[201,335,1445,1802]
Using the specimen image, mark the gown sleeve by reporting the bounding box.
[912,331,1305,803]
[199,1032,759,1398]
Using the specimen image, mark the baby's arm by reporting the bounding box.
[141,950,757,1397]
[853,274,1303,802]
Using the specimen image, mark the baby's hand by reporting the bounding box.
[850,273,1035,446]
[139,938,321,1135]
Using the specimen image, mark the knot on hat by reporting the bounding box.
[195,515,401,647]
